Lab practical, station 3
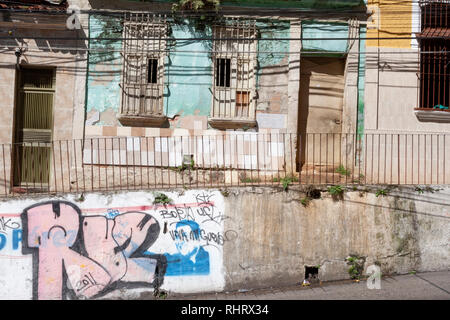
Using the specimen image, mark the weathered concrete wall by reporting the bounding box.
[223,185,450,290]
[0,190,226,299]
[0,185,448,299]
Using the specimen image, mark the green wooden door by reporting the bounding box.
[13,68,54,187]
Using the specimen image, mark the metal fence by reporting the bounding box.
[0,132,449,197]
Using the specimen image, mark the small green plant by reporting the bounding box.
[273,175,298,191]
[328,185,344,195]
[75,193,85,202]
[300,197,311,207]
[346,255,366,280]
[409,270,417,275]
[375,189,388,197]
[153,288,168,299]
[153,192,173,205]
[415,186,425,194]
[172,158,196,173]
[328,185,344,200]
[220,189,230,197]
[353,174,365,184]
[172,0,220,12]
[415,186,440,194]
[240,177,261,183]
[336,165,351,177]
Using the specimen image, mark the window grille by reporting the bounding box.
[120,13,168,125]
[210,19,258,127]
[417,1,449,111]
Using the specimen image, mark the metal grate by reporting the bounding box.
[1,132,449,197]
[418,0,450,110]
[14,68,54,186]
[211,18,257,120]
[121,13,167,118]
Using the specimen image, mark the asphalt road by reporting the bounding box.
[167,271,450,300]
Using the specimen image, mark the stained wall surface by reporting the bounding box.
[0,186,448,299]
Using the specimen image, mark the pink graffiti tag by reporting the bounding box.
[23,201,162,300]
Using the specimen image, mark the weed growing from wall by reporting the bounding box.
[300,197,311,207]
[375,189,388,197]
[273,175,299,191]
[346,255,366,280]
[336,165,351,177]
[328,185,344,201]
[153,193,173,205]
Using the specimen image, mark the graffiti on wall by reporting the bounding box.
[16,190,233,299]
[148,191,237,277]
[0,216,22,251]
[163,220,210,276]
[22,201,166,300]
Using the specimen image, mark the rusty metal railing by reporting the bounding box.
[0,132,449,197]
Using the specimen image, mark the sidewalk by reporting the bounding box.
[167,271,450,300]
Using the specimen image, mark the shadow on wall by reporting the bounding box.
[297,56,346,170]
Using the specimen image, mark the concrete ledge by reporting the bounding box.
[117,114,168,127]
[414,109,450,123]
[208,118,257,130]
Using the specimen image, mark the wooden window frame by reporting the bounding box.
[119,14,168,127]
[209,21,258,130]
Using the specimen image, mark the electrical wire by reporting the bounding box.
[1,44,449,56]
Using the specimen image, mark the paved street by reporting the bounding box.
[167,271,450,300]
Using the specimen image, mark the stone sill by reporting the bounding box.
[414,109,450,123]
[117,114,168,127]
[208,118,257,130]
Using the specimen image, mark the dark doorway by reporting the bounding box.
[13,67,54,188]
[297,57,345,171]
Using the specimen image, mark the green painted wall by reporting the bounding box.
[301,21,349,54]
[85,16,293,127]
[257,20,290,67]
[256,20,290,89]
[86,15,123,125]
[165,24,213,118]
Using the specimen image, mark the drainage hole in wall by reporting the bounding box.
[305,266,320,283]
[307,189,321,199]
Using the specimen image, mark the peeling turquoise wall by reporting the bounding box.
[257,20,290,66]
[165,24,213,118]
[301,21,349,53]
[86,15,122,125]
[85,16,292,126]
[256,20,290,89]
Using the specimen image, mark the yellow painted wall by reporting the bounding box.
[367,0,412,48]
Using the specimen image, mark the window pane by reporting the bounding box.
[148,59,158,84]
[216,58,231,87]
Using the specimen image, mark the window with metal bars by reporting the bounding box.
[417,0,449,112]
[119,14,167,126]
[209,20,258,129]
